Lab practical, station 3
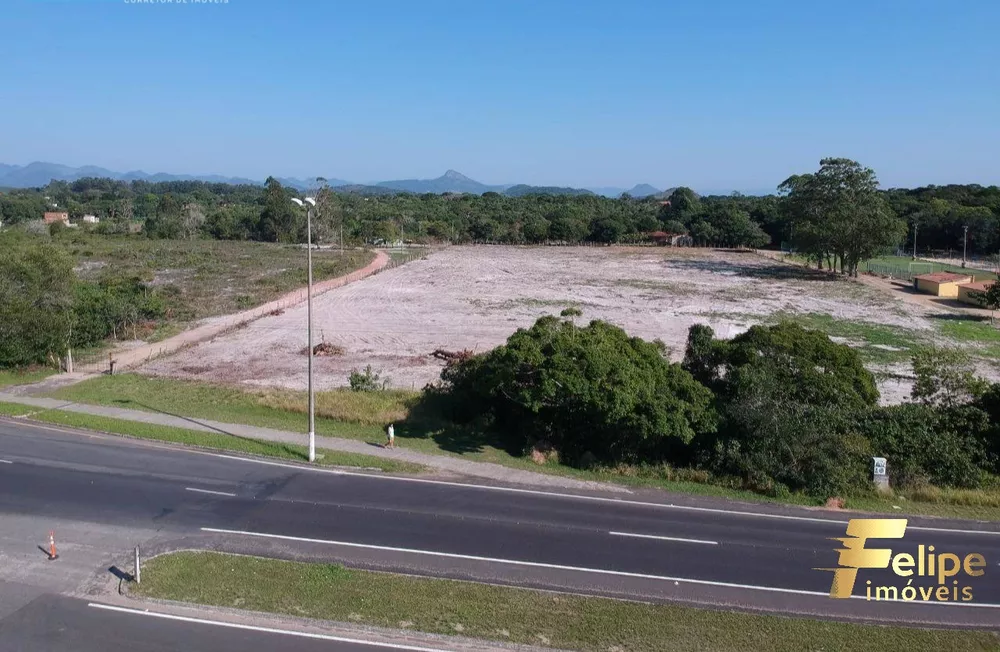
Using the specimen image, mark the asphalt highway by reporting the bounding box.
[1,417,999,650]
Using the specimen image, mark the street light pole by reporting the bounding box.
[292,197,317,462]
[963,225,969,268]
[912,223,918,260]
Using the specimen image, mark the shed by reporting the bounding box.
[43,211,69,225]
[957,280,994,306]
[913,272,973,297]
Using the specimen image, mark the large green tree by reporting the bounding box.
[437,315,716,463]
[779,158,906,276]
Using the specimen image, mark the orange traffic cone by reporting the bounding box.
[47,531,58,561]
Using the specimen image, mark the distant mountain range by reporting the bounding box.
[0,161,742,197]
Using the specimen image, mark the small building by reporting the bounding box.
[958,280,994,306]
[81,214,99,224]
[913,272,973,298]
[43,211,69,225]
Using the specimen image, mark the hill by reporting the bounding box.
[625,183,662,198]
[0,162,349,190]
[503,184,595,197]
[376,169,505,194]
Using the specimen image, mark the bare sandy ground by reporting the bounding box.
[140,245,979,402]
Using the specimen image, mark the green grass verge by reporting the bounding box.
[767,312,929,364]
[936,318,1000,344]
[47,374,1000,521]
[0,368,56,388]
[865,256,998,282]
[0,401,423,474]
[135,552,999,652]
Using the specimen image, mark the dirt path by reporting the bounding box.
[81,250,391,373]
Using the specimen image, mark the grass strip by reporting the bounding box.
[0,369,56,388]
[0,402,423,474]
[48,374,1000,521]
[135,552,999,652]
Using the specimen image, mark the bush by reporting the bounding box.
[349,365,389,392]
[862,404,990,489]
[0,234,75,367]
[437,315,716,463]
[685,322,879,496]
[71,273,166,344]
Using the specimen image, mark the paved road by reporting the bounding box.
[0,418,999,651]
[0,594,451,652]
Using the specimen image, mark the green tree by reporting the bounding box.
[437,316,716,463]
[0,234,75,367]
[256,177,299,243]
[780,158,906,276]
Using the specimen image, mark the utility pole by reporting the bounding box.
[963,225,969,268]
[912,223,918,260]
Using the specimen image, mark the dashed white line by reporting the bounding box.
[10,417,1000,537]
[185,487,237,498]
[87,603,451,651]
[199,527,1000,608]
[609,531,718,545]
[0,459,12,464]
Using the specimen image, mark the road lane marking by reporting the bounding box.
[200,527,1000,608]
[609,531,718,545]
[185,487,237,498]
[87,603,450,651]
[8,417,1000,538]
[0,459,12,464]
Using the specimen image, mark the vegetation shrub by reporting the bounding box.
[349,365,390,392]
[437,315,716,464]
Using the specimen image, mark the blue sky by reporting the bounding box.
[3,0,998,192]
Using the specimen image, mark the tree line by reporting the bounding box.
[3,159,997,258]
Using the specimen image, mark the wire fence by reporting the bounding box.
[864,262,922,282]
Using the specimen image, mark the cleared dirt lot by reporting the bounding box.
[141,245,962,401]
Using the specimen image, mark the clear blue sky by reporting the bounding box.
[3,0,998,192]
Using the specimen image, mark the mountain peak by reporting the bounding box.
[442,169,471,181]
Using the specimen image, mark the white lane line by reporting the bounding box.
[200,527,1000,608]
[87,603,450,651]
[11,419,1000,537]
[609,531,718,545]
[0,459,12,464]
[187,451,1000,535]
[185,487,237,498]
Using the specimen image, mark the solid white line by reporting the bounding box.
[609,531,718,545]
[87,603,450,651]
[200,527,1000,608]
[187,451,1000,536]
[185,487,237,498]
[10,417,1000,537]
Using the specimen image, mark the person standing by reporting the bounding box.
[386,423,395,449]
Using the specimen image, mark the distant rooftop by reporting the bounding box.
[914,272,972,283]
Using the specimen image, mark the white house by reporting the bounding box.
[82,214,100,224]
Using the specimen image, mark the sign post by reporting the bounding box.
[872,456,889,491]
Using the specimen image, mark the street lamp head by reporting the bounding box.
[290,198,304,207]
[305,197,317,207]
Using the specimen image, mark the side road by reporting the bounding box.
[0,392,627,493]
[79,250,391,373]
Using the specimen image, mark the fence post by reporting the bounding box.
[134,545,141,584]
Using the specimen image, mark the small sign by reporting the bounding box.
[873,457,887,476]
